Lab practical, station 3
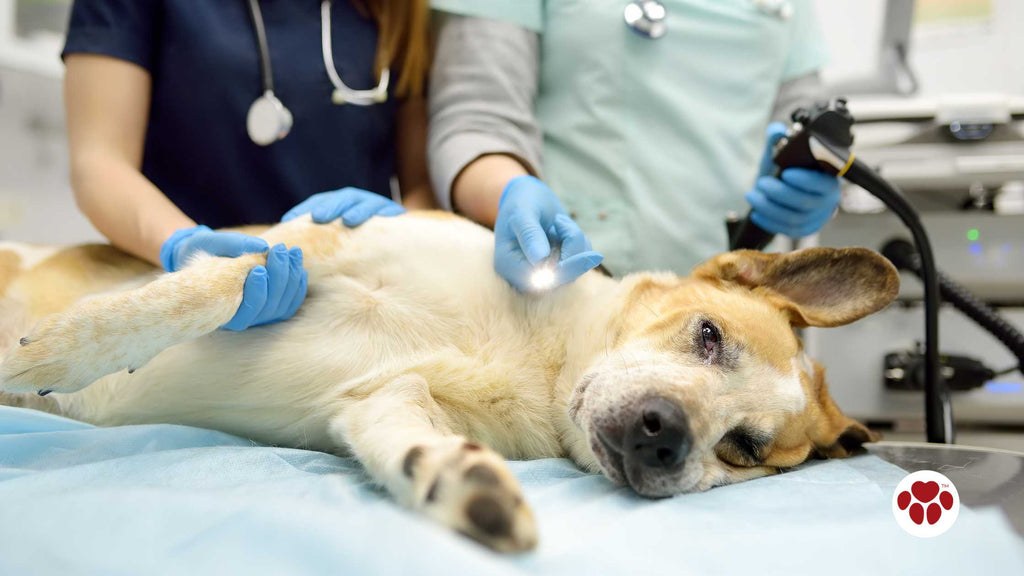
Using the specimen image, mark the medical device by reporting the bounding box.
[623,1,667,39]
[244,0,390,146]
[727,98,955,443]
[881,237,1024,376]
[623,0,792,38]
[530,244,562,292]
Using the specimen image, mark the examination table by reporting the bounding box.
[1,406,1022,575]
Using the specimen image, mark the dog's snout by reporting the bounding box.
[629,397,691,469]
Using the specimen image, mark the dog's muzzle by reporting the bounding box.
[595,396,693,495]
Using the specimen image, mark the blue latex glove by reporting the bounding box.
[281,187,405,226]
[159,225,307,331]
[744,122,841,238]
[493,175,604,292]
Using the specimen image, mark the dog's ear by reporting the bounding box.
[806,361,882,458]
[691,247,900,328]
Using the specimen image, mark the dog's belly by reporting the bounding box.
[57,215,566,457]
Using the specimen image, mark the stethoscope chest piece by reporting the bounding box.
[247,91,293,147]
[624,0,667,39]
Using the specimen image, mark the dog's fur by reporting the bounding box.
[0,213,898,552]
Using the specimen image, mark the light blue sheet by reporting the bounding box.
[1,405,1022,576]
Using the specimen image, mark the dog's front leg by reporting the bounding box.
[332,374,538,553]
[0,219,345,395]
[0,252,263,395]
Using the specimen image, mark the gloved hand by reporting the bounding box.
[160,225,307,331]
[281,187,405,226]
[493,175,604,292]
[744,122,841,238]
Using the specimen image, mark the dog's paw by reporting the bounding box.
[403,439,537,553]
[0,304,137,395]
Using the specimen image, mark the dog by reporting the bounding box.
[0,212,898,552]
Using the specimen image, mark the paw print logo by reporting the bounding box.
[892,470,960,537]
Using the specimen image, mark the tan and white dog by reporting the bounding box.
[0,213,898,552]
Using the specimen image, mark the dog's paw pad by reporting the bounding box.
[466,494,513,539]
[464,463,501,486]
[408,440,537,552]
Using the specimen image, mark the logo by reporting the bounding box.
[892,470,959,537]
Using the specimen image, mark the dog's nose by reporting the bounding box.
[628,397,691,469]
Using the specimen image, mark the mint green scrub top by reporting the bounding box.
[433,0,827,274]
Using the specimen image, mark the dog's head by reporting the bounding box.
[569,247,898,497]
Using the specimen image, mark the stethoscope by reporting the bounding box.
[624,0,793,39]
[245,0,390,146]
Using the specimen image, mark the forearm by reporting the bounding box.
[451,154,530,228]
[63,55,189,266]
[71,156,194,265]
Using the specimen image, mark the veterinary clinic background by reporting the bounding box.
[1,0,1024,574]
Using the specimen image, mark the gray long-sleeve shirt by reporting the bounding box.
[428,13,823,211]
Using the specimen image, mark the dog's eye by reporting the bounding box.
[700,321,720,358]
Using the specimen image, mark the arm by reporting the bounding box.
[428,13,542,227]
[428,13,601,290]
[66,54,306,330]
[64,54,195,266]
[395,96,437,210]
[450,155,528,228]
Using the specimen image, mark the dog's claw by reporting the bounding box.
[128,367,135,374]
[19,337,30,346]
[37,389,53,397]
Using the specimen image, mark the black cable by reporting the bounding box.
[844,159,954,444]
[247,0,274,94]
[881,238,1024,374]
[995,366,1021,377]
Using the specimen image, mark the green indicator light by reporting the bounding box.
[967,229,980,241]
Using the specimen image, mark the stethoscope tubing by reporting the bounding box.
[246,0,389,107]
[247,0,275,94]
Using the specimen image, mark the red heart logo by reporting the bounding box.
[911,481,940,503]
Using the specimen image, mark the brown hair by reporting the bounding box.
[351,0,430,99]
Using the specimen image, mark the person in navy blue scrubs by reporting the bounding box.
[63,0,432,330]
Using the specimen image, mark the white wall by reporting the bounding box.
[0,0,98,244]
[814,0,1024,96]
[0,67,99,244]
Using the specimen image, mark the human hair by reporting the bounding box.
[352,0,430,98]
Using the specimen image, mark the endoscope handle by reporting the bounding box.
[728,99,855,252]
[727,146,805,251]
[727,214,776,252]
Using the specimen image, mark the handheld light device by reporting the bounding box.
[529,244,562,292]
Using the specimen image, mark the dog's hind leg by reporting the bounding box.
[331,374,538,553]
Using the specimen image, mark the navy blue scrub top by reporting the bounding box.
[63,0,398,229]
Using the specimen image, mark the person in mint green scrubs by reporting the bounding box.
[428,0,841,291]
